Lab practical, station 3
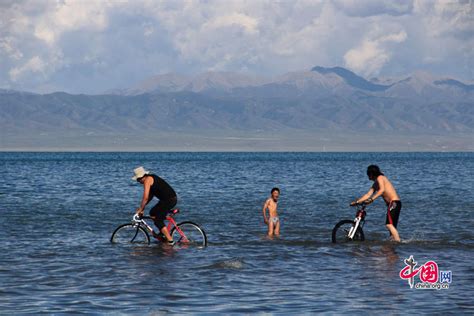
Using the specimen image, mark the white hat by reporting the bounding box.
[132,166,150,180]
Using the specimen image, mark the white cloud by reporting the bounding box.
[334,0,414,17]
[33,1,111,44]
[410,0,473,75]
[145,0,332,73]
[0,0,471,93]
[344,41,388,76]
[379,31,408,43]
[34,24,55,44]
[203,13,259,34]
[344,30,407,76]
[9,50,64,82]
[9,56,46,81]
[414,0,473,38]
[143,25,154,37]
[0,36,23,60]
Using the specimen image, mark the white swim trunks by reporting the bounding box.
[270,216,279,224]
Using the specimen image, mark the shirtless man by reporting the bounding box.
[351,165,402,242]
[262,187,281,236]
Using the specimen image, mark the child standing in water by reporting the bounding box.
[262,187,281,236]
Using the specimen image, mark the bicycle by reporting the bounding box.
[331,202,368,243]
[110,209,207,248]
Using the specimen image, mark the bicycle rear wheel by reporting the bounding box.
[170,221,207,248]
[111,223,150,244]
[331,220,365,243]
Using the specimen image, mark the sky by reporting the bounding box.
[0,0,472,94]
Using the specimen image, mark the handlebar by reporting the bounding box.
[350,201,370,207]
[132,209,178,222]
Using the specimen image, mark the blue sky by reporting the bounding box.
[0,0,472,94]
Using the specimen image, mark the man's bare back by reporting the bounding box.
[372,175,400,205]
[353,165,402,242]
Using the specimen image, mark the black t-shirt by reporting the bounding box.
[149,174,176,200]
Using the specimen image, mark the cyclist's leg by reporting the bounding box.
[150,201,172,242]
[386,225,400,241]
[385,201,401,242]
[150,198,177,242]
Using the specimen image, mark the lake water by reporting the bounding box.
[0,152,473,314]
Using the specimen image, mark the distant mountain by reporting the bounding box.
[1,66,473,150]
[111,66,473,101]
[115,71,265,95]
[311,66,391,91]
[434,79,474,92]
[124,73,189,94]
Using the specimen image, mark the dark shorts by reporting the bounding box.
[149,196,177,229]
[385,200,402,228]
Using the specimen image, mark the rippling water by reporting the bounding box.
[0,152,473,313]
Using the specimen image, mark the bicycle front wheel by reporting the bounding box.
[111,223,150,244]
[170,221,207,248]
[331,220,365,243]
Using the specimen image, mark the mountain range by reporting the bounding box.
[1,66,473,151]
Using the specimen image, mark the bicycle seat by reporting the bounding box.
[167,209,180,216]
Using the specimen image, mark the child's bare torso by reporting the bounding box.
[266,198,278,218]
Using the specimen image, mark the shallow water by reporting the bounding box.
[0,152,473,313]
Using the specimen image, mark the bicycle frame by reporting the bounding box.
[347,205,367,239]
[132,210,190,243]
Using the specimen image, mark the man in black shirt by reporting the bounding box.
[132,166,178,245]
